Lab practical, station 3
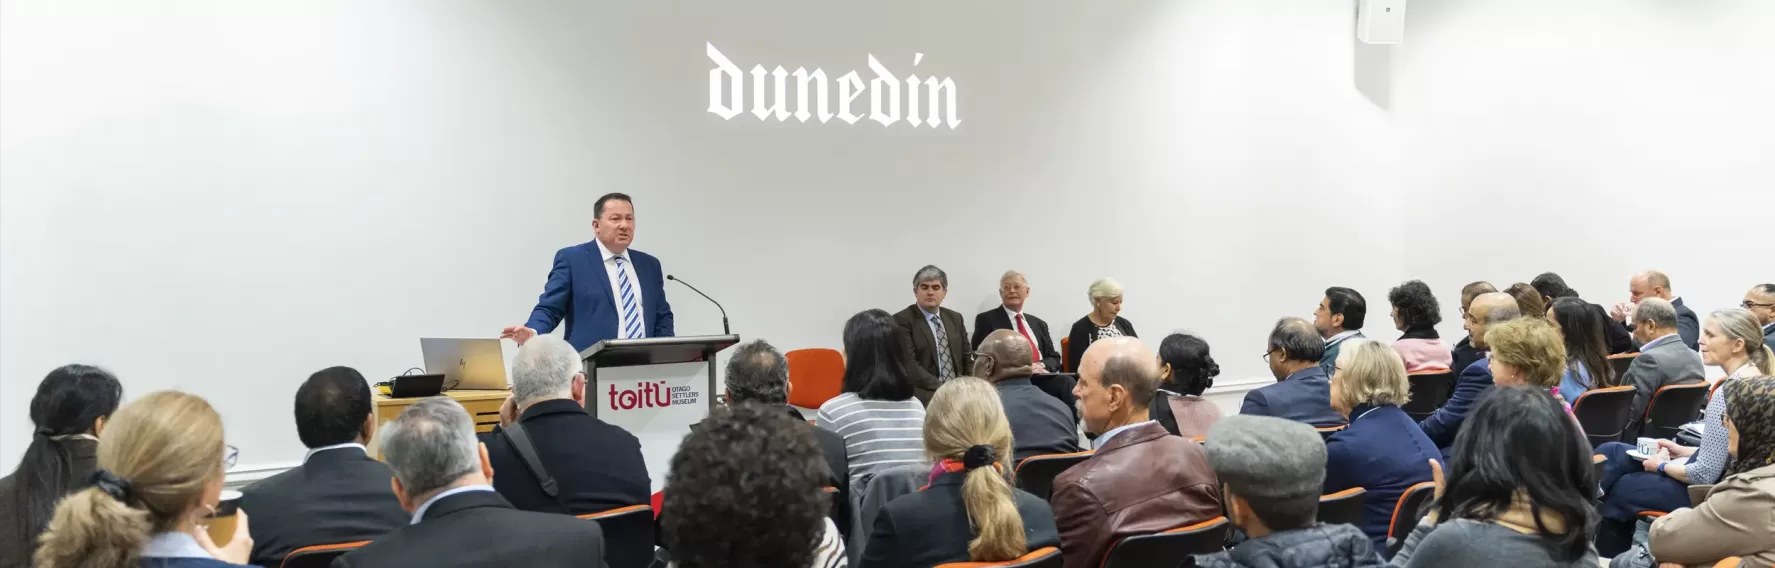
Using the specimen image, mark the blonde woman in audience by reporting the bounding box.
[1066,278,1137,372]
[35,390,252,568]
[1322,340,1439,553]
[1483,318,1573,411]
[859,377,1059,567]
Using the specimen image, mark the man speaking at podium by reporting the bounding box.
[502,192,674,351]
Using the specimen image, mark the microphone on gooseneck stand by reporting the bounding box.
[666,274,730,335]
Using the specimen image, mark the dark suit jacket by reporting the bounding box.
[0,437,98,568]
[893,305,971,403]
[995,377,1081,463]
[858,471,1059,568]
[332,490,605,568]
[973,307,1063,372]
[1601,303,1637,355]
[1051,422,1221,568]
[1419,357,1495,448]
[480,399,650,515]
[1764,322,1775,353]
[1449,336,1484,383]
[1065,316,1138,373]
[1239,367,1345,427]
[1622,334,1706,438]
[787,405,851,537]
[1323,404,1440,553]
[238,446,407,567]
[523,241,674,352]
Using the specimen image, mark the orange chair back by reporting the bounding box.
[1098,517,1229,568]
[1642,382,1711,439]
[576,505,654,568]
[936,546,1063,567]
[1572,385,1637,447]
[1608,353,1637,377]
[1061,337,1072,372]
[1316,487,1368,526]
[1715,557,1743,567]
[786,348,845,409]
[281,541,371,568]
[1014,451,1094,501]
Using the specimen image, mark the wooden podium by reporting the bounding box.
[578,334,739,418]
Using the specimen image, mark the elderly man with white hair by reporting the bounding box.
[973,270,1065,373]
[1065,277,1138,373]
[333,397,607,567]
[480,335,649,516]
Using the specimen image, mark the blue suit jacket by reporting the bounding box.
[1324,404,1441,552]
[1240,366,1346,427]
[523,242,674,352]
[1418,356,1494,448]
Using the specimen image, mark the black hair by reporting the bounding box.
[1437,386,1597,562]
[594,192,633,218]
[725,340,789,405]
[840,309,914,401]
[1387,280,1443,330]
[294,366,374,448]
[662,404,829,568]
[1531,272,1580,301]
[1550,298,1618,389]
[6,365,122,559]
[1268,318,1325,363]
[1325,287,1367,330]
[1159,333,1219,396]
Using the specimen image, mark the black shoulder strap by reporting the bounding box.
[502,422,560,501]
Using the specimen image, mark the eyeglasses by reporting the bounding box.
[1743,300,1775,310]
[1261,351,1273,364]
[223,445,239,470]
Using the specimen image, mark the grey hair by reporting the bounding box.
[1000,270,1026,285]
[1267,317,1325,363]
[1635,298,1679,330]
[1100,350,1160,406]
[913,265,948,289]
[1088,278,1124,303]
[1204,415,1326,531]
[511,335,583,404]
[381,397,482,500]
[1485,302,1522,324]
[724,339,789,405]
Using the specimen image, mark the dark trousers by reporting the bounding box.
[1595,442,1691,557]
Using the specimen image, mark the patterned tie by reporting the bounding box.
[1015,314,1039,363]
[615,257,643,339]
[933,314,955,382]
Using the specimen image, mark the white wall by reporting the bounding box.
[2,0,1770,473]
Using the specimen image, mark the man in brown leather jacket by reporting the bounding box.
[1052,337,1223,568]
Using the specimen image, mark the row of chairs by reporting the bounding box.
[275,505,655,568]
[783,337,1087,411]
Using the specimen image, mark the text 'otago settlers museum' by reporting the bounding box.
[706,43,961,129]
[609,381,699,411]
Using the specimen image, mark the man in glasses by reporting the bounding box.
[1745,284,1775,352]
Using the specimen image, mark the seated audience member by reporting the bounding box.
[481,335,648,514]
[1315,286,1368,377]
[1592,309,1772,556]
[861,378,1059,567]
[1387,280,1453,373]
[1391,387,1600,566]
[1323,340,1439,552]
[1054,338,1220,568]
[1533,272,1636,354]
[973,270,1063,373]
[1612,376,1775,568]
[1066,278,1137,373]
[1505,282,1548,320]
[238,367,406,567]
[664,404,845,568]
[817,309,928,484]
[0,365,122,568]
[893,265,971,403]
[1746,283,1775,352]
[1244,318,1345,427]
[35,391,253,568]
[1547,297,1620,405]
[1151,332,1224,438]
[333,398,605,567]
[1450,281,1497,375]
[723,339,849,518]
[972,330,1080,462]
[1420,292,1519,449]
[1620,298,1706,437]
[1612,270,1701,351]
[1191,415,1385,568]
[1484,318,1576,413]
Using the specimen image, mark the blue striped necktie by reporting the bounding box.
[615,257,643,339]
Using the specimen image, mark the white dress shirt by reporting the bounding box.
[1091,420,1156,449]
[596,239,645,338]
[411,484,497,524]
[303,442,366,464]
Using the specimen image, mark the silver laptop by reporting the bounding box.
[420,338,509,391]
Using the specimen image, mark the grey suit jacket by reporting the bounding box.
[1623,334,1705,438]
[1764,322,1775,354]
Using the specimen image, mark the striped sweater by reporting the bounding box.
[816,393,928,483]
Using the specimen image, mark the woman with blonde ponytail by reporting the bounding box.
[858,377,1060,567]
[34,390,254,568]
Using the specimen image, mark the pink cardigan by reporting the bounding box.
[1392,338,1453,373]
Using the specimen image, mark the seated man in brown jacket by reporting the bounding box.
[1051,337,1223,568]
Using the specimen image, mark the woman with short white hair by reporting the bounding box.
[1065,278,1137,372]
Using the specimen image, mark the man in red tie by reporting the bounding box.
[972,270,1064,373]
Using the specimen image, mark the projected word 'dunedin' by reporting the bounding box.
[706,43,961,129]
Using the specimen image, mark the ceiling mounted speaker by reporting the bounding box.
[1357,0,1407,44]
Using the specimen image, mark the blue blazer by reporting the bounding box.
[1240,367,1345,427]
[1324,404,1440,552]
[523,242,674,352]
[1418,356,1494,449]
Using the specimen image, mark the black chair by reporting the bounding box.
[1401,371,1456,421]
[577,504,654,568]
[1608,354,1637,378]
[1015,452,1093,501]
[1100,517,1229,567]
[934,546,1063,567]
[1385,482,1436,560]
[1641,383,1710,440]
[280,541,370,568]
[1572,386,1637,447]
[1316,488,1367,527]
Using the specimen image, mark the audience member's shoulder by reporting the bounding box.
[1011,487,1054,515]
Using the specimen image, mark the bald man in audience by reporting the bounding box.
[1419,292,1520,450]
[1612,270,1700,351]
[1449,281,1497,377]
[1052,338,1221,568]
[973,329,1079,463]
[1621,298,1705,438]
[1743,284,1775,352]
